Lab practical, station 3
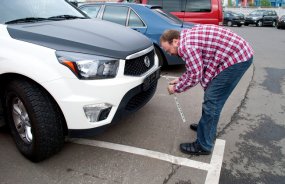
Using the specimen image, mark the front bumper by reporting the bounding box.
[245,19,259,24]
[68,79,158,137]
[43,55,159,135]
[232,19,244,25]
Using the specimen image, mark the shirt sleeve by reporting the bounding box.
[174,47,203,93]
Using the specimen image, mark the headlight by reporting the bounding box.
[56,51,119,79]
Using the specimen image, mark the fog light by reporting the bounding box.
[83,103,112,122]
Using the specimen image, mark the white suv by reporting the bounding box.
[0,0,160,162]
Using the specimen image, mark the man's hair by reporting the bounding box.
[160,30,180,44]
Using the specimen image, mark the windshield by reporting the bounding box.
[249,11,264,16]
[152,8,182,25]
[0,0,85,24]
[231,12,241,17]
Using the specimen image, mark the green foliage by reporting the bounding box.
[248,2,255,7]
[260,0,271,7]
[228,0,232,7]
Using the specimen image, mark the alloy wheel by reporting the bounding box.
[272,21,276,27]
[257,21,263,27]
[11,97,33,144]
[227,21,233,27]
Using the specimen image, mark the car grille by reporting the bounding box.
[124,50,155,76]
[125,81,157,111]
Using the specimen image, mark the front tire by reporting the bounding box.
[256,20,263,27]
[272,21,276,27]
[4,79,64,162]
[227,21,233,27]
[155,46,166,67]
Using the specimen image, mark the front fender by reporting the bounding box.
[0,33,75,84]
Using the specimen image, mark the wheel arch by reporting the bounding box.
[0,73,68,135]
[153,43,167,67]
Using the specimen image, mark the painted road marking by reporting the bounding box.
[205,139,226,184]
[70,139,225,184]
[160,75,179,79]
[161,75,187,123]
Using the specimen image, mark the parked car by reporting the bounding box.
[223,11,245,27]
[244,10,278,27]
[140,0,223,25]
[276,15,285,29]
[79,3,194,66]
[0,0,160,162]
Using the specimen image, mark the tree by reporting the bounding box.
[260,0,271,7]
[228,0,232,7]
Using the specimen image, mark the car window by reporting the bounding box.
[147,0,183,12]
[80,5,101,18]
[147,0,163,6]
[0,0,85,24]
[128,10,145,27]
[263,11,269,16]
[249,11,263,16]
[152,8,183,24]
[269,11,277,16]
[102,6,128,26]
[185,0,211,12]
[231,12,240,16]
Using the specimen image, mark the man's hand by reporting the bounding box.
[167,85,175,95]
[169,78,179,85]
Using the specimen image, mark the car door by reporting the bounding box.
[101,5,129,26]
[271,11,278,24]
[184,0,213,24]
[100,5,147,34]
[223,12,230,24]
[127,9,147,34]
[263,11,271,25]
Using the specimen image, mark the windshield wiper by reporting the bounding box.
[47,15,87,20]
[5,17,48,24]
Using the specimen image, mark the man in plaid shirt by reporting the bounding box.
[160,25,253,155]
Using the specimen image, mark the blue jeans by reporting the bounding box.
[197,57,253,151]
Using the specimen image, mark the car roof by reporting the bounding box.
[224,11,241,14]
[79,2,162,9]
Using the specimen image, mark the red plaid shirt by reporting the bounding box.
[175,25,254,93]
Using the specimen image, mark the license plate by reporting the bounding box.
[142,68,160,91]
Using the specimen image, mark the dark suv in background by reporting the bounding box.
[223,11,245,27]
[245,10,278,27]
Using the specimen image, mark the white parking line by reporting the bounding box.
[70,138,225,184]
[160,74,179,79]
[205,139,226,184]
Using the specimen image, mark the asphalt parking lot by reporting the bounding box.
[1,26,285,184]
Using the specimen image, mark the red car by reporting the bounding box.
[141,0,223,25]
